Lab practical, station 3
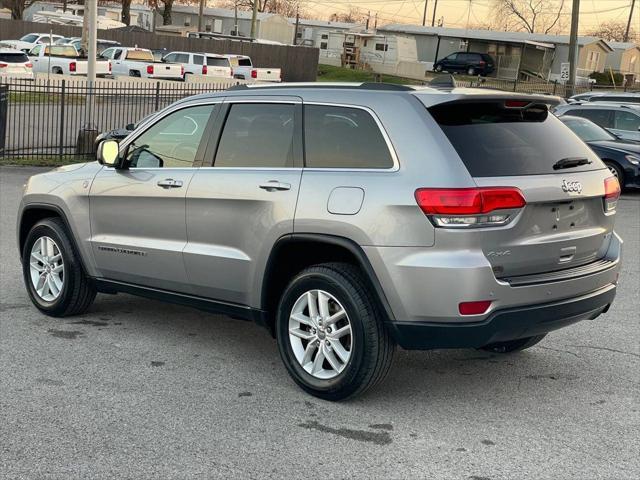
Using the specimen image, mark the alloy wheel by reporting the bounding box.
[29,236,64,302]
[288,289,353,380]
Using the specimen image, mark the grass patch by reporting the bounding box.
[0,155,88,167]
[317,64,425,85]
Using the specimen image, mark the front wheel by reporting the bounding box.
[480,334,546,353]
[434,64,443,72]
[605,161,625,187]
[467,67,476,75]
[276,263,395,401]
[22,218,96,317]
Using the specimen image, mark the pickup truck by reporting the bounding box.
[28,44,111,77]
[3,33,64,53]
[163,51,233,80]
[100,47,183,80]
[226,55,281,82]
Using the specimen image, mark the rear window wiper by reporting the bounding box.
[553,157,592,170]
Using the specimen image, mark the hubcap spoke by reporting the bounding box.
[329,339,350,363]
[301,340,317,366]
[290,312,314,328]
[329,323,350,339]
[307,291,318,319]
[325,309,346,327]
[311,347,325,375]
[323,345,343,373]
[289,327,315,341]
[317,291,330,319]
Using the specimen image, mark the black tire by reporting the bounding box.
[435,64,443,72]
[480,334,546,353]
[604,161,625,187]
[276,263,395,401]
[22,217,96,317]
[467,67,475,75]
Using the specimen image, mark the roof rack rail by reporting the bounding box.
[226,82,415,92]
[429,74,457,89]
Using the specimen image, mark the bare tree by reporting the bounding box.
[0,0,37,19]
[148,0,174,26]
[329,7,366,24]
[493,0,566,34]
[218,0,305,17]
[589,21,637,42]
[121,0,131,25]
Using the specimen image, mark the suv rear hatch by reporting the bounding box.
[422,98,619,280]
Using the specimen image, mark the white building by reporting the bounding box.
[605,41,640,85]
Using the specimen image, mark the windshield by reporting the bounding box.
[126,50,154,61]
[561,117,616,142]
[20,34,39,43]
[207,57,230,67]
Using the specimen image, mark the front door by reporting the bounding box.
[184,98,303,306]
[89,103,218,293]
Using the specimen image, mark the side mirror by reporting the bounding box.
[126,123,135,131]
[97,140,121,167]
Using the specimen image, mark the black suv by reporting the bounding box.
[434,52,495,76]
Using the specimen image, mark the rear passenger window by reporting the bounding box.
[568,109,613,128]
[614,111,640,131]
[304,105,393,169]
[193,55,204,65]
[215,103,296,168]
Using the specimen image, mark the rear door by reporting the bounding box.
[90,102,218,293]
[184,97,303,306]
[427,99,616,279]
[612,109,640,141]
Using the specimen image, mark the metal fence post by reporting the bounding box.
[155,82,160,111]
[552,80,557,96]
[513,77,518,92]
[0,84,7,159]
[59,80,66,161]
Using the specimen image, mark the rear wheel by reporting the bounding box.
[22,218,96,317]
[480,334,546,353]
[467,66,476,75]
[435,64,443,72]
[276,263,395,401]
[605,161,624,187]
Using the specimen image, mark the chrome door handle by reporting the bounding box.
[157,179,183,188]
[259,180,291,191]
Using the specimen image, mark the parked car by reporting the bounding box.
[554,103,640,142]
[28,44,111,77]
[434,52,495,76]
[569,92,640,104]
[0,48,34,80]
[100,47,183,80]
[18,83,622,400]
[559,115,640,188]
[64,38,121,56]
[3,33,64,53]
[225,54,281,82]
[163,51,233,80]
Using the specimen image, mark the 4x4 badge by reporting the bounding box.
[562,180,582,194]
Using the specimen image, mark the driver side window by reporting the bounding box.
[126,105,215,168]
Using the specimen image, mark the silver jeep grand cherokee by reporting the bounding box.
[17,83,623,400]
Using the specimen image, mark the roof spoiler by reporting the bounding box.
[429,74,457,90]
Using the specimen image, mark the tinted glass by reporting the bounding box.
[215,103,295,168]
[207,57,229,67]
[614,111,640,131]
[567,108,613,128]
[193,54,204,65]
[175,53,190,63]
[446,53,458,60]
[430,101,603,176]
[126,105,213,168]
[238,58,252,66]
[20,34,39,43]
[163,53,175,62]
[304,105,393,169]
[591,96,640,104]
[0,52,29,63]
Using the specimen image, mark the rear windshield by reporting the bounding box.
[126,50,154,62]
[429,101,604,177]
[238,58,252,66]
[0,52,29,63]
[45,46,77,57]
[590,95,640,104]
[207,57,229,67]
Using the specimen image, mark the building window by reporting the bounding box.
[321,34,329,40]
[375,43,388,52]
[184,16,191,27]
[320,42,328,50]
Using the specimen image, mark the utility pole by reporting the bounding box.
[374,13,378,30]
[198,0,205,32]
[624,0,636,42]
[422,0,428,26]
[567,0,580,97]
[431,0,439,27]
[234,1,238,35]
[293,7,299,45]
[250,0,258,39]
[366,11,370,30]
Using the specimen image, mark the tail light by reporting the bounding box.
[147,65,154,75]
[230,67,234,77]
[251,69,257,79]
[202,64,207,75]
[0,63,7,68]
[603,176,620,213]
[415,187,526,228]
[69,62,76,72]
[459,300,492,316]
[180,65,184,77]
[25,63,33,68]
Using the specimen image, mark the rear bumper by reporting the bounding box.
[387,284,616,350]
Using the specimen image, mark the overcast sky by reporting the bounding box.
[296,0,637,34]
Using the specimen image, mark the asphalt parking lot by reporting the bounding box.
[1,166,638,479]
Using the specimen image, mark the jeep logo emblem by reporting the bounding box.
[562,180,582,194]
